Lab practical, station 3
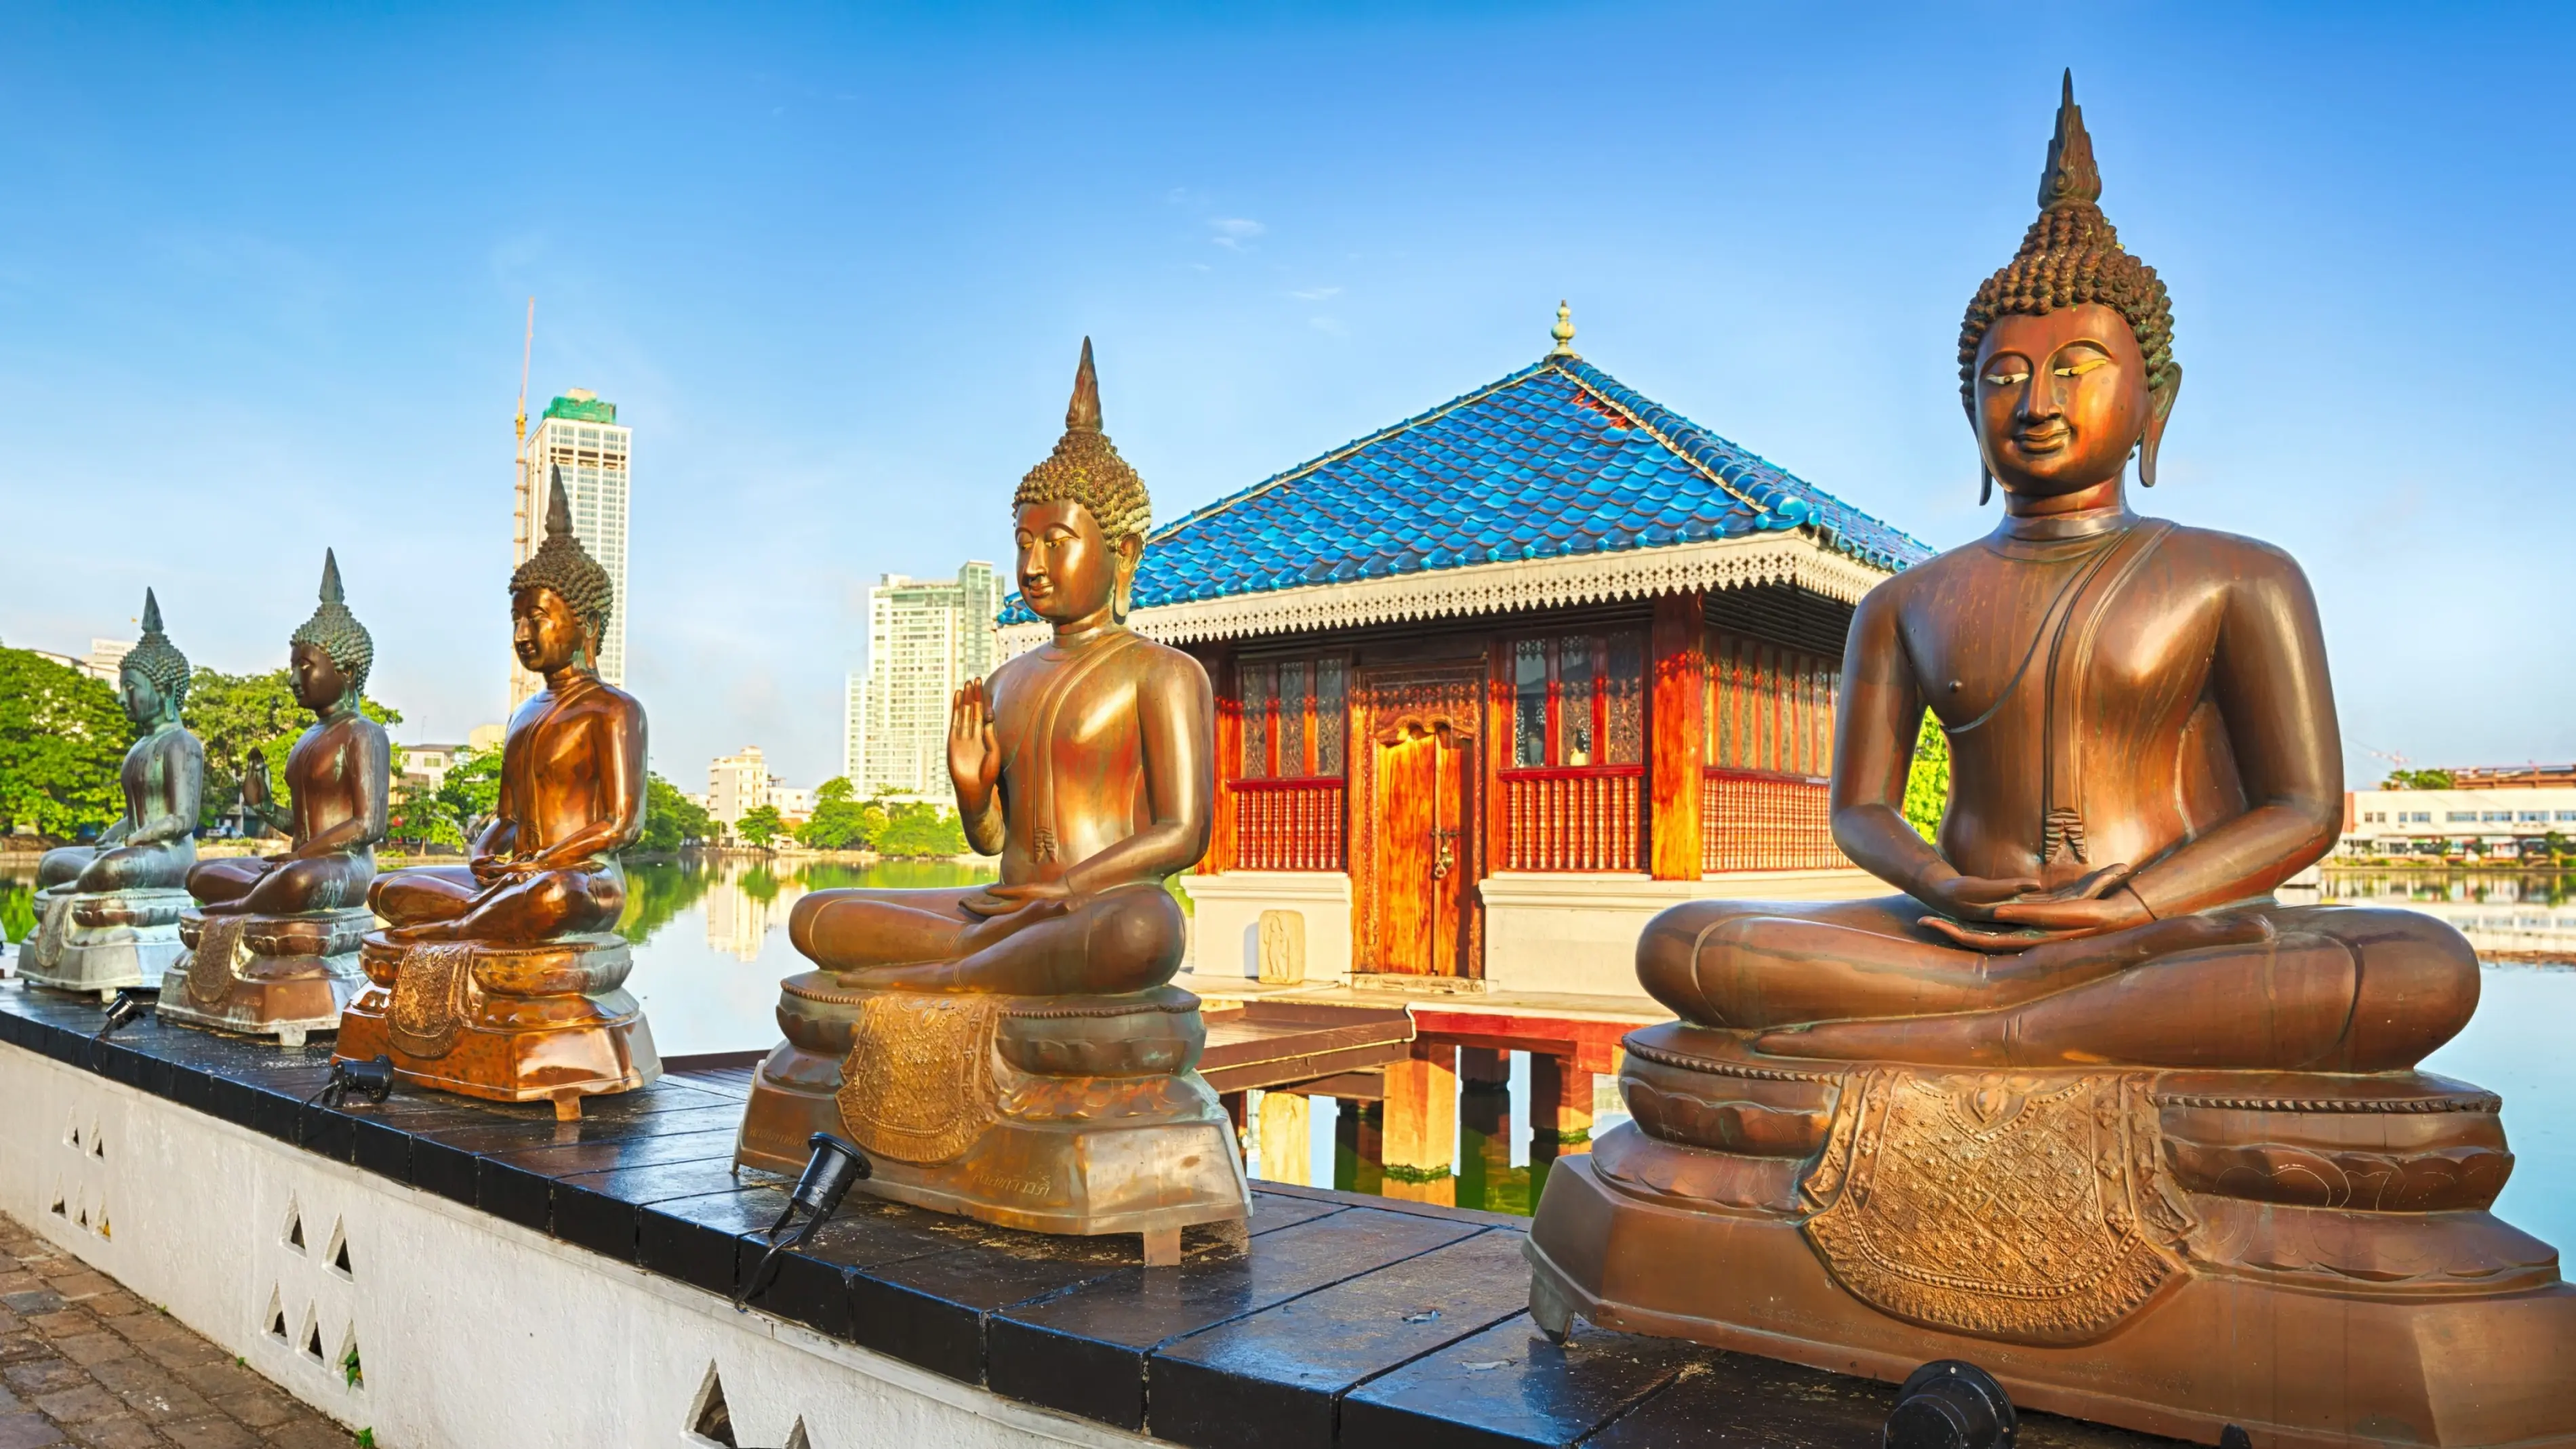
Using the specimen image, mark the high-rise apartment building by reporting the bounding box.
[512,390,631,708]
[84,639,134,683]
[851,563,1000,797]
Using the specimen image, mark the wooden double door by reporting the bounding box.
[1354,664,1483,977]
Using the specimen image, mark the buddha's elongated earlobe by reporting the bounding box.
[2139,361,2183,489]
[1979,467,1994,506]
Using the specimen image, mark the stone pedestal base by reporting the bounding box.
[20,887,190,999]
[737,980,1249,1248]
[157,908,370,1046]
[335,932,658,1114]
[1524,1023,2576,1448]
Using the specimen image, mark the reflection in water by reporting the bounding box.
[611,856,996,1053]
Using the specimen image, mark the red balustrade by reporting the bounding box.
[1232,777,1346,872]
[1702,769,1847,872]
[1501,766,1643,872]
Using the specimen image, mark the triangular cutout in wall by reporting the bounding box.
[687,1362,740,1447]
[327,1220,353,1278]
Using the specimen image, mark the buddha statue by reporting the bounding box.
[161,552,389,1045]
[336,477,658,1116]
[23,591,205,998]
[1525,77,2575,1445]
[736,341,1248,1263]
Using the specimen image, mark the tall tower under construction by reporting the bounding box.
[511,389,631,708]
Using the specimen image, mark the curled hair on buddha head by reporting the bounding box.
[509,467,616,654]
[1012,338,1154,548]
[124,588,192,707]
[289,549,374,699]
[1958,73,2178,442]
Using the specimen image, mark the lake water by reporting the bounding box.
[5,857,2571,1245]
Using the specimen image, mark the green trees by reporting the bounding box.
[2383,768,2455,791]
[1901,711,1951,843]
[633,775,712,855]
[877,803,969,858]
[0,645,132,838]
[183,667,401,831]
[794,776,883,850]
[737,804,784,849]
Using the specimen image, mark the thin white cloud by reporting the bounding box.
[1208,217,1265,250]
[1290,285,1342,301]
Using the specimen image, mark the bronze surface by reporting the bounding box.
[740,341,1249,1246]
[338,481,656,1107]
[1525,75,2576,1446]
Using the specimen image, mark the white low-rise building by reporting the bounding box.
[2342,786,2576,857]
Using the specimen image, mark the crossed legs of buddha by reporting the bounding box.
[368,864,626,944]
[1639,895,2478,1072]
[786,882,1185,996]
[37,842,189,895]
[187,854,373,916]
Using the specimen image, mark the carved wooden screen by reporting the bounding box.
[1702,630,1847,871]
[1234,654,1349,871]
[1497,631,1645,870]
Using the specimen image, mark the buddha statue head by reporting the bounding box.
[1959,73,2180,505]
[287,549,374,715]
[509,470,616,677]
[1012,338,1153,625]
[120,589,191,731]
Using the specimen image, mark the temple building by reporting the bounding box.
[1003,311,1927,1005]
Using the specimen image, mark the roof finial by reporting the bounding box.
[1549,300,1578,358]
[1066,337,1103,433]
[2039,68,2103,211]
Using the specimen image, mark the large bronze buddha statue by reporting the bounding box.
[736,341,1248,1263]
[23,591,205,998]
[336,478,658,1116]
[161,552,390,1044]
[1526,77,2575,1446]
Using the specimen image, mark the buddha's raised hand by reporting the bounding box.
[947,680,1001,805]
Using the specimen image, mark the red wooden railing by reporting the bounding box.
[1702,768,1847,872]
[1502,765,1643,872]
[1232,777,1346,871]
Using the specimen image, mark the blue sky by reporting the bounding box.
[3,3,2570,790]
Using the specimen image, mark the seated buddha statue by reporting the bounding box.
[161,552,389,1044]
[335,478,657,1115]
[1525,77,2573,1446]
[737,341,1248,1262]
[24,591,205,998]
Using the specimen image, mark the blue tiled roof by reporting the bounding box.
[1001,354,1929,624]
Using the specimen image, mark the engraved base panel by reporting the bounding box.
[332,933,660,1105]
[19,887,191,998]
[736,981,1251,1238]
[154,908,373,1044]
[1525,1022,2576,1448]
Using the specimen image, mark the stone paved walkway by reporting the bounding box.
[0,1212,357,1449]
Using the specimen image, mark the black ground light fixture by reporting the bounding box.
[735,1132,872,1311]
[306,1055,397,1111]
[87,989,155,1071]
[1885,1359,2017,1449]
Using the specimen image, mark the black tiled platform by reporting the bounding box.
[0,983,2188,1448]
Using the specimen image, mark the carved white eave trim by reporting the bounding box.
[996,531,1892,658]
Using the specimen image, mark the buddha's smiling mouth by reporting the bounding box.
[2014,424,2072,454]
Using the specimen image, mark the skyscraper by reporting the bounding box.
[851,562,1000,797]
[512,389,630,708]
